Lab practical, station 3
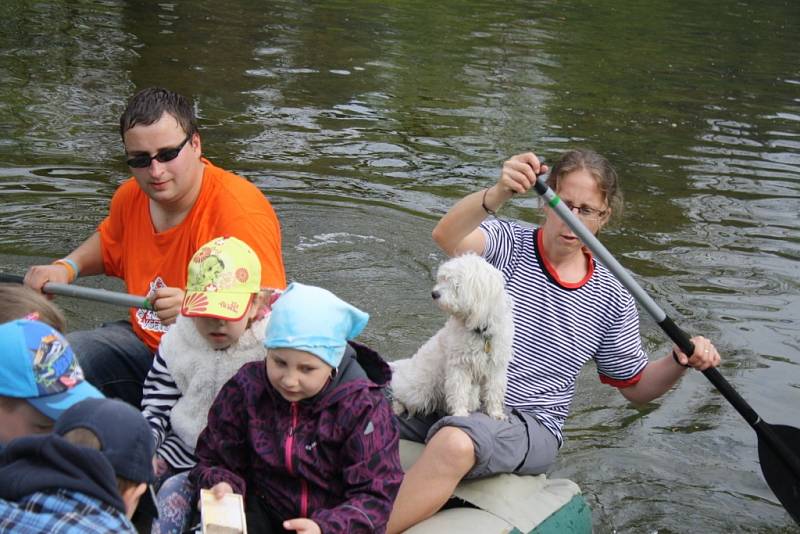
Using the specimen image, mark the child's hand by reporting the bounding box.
[152,456,168,477]
[150,286,185,325]
[210,482,234,500]
[283,518,321,534]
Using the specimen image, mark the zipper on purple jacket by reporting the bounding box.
[300,479,309,518]
[285,402,298,475]
[284,402,309,517]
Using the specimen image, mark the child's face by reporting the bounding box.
[192,295,261,350]
[0,398,54,444]
[266,348,333,402]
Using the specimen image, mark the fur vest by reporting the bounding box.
[159,314,267,449]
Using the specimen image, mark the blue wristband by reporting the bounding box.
[58,258,80,279]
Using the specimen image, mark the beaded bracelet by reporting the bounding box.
[481,188,496,216]
[52,258,79,283]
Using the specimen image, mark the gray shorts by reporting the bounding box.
[396,408,559,479]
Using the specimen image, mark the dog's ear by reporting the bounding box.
[461,259,505,331]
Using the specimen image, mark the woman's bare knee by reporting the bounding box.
[427,426,475,475]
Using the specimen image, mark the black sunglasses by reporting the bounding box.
[126,133,192,169]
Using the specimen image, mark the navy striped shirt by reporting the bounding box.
[141,351,197,470]
[482,219,649,444]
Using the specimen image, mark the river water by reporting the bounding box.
[1,0,798,531]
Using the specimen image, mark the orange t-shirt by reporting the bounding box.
[98,159,287,351]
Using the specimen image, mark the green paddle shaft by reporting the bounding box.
[0,273,152,310]
[532,175,800,482]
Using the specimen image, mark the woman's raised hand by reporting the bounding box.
[497,152,549,195]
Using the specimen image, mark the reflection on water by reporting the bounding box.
[1,0,799,531]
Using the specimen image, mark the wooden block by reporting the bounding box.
[200,489,247,534]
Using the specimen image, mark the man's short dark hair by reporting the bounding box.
[119,87,198,139]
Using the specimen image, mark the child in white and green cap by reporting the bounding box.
[140,236,273,534]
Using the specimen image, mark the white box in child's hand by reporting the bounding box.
[200,489,247,534]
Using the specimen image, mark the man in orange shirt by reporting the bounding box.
[24,87,287,408]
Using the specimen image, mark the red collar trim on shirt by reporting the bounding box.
[534,228,595,289]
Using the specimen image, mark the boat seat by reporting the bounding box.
[399,439,591,534]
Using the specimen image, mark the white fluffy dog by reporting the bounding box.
[391,253,514,420]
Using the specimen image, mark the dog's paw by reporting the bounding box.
[392,400,407,417]
[488,410,508,421]
[450,409,470,418]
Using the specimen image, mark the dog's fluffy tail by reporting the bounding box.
[389,334,446,417]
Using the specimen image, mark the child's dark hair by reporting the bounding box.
[119,87,198,139]
[0,283,67,331]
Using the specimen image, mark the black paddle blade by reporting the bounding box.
[758,423,800,526]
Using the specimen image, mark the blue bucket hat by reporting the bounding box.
[264,283,369,368]
[0,319,103,420]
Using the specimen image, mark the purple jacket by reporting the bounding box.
[190,342,402,533]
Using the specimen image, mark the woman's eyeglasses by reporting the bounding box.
[563,199,608,221]
[125,134,192,169]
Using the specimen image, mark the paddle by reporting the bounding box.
[531,174,800,525]
[0,273,153,310]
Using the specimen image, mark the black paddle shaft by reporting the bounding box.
[660,315,800,477]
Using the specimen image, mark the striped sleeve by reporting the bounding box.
[594,290,649,387]
[141,350,181,451]
[481,218,517,273]
[141,351,199,469]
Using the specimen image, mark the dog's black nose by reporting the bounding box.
[431,290,440,300]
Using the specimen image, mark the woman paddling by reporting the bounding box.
[388,149,722,533]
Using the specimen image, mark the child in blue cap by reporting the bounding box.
[192,283,403,534]
[0,319,103,447]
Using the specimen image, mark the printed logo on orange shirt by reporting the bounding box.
[137,277,169,334]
